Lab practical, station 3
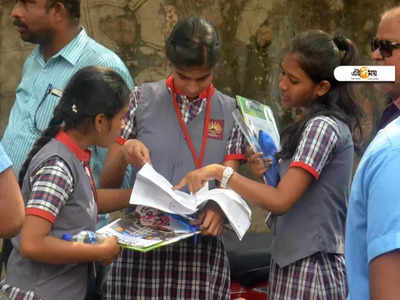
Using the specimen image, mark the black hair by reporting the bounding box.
[47,0,80,24]
[19,66,130,185]
[165,16,221,68]
[277,30,364,160]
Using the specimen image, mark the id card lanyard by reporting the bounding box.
[170,79,213,169]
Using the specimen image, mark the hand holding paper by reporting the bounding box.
[131,163,251,240]
[122,139,151,168]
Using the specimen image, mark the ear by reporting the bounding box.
[49,2,68,23]
[316,80,331,97]
[93,113,109,135]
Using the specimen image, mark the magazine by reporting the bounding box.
[97,210,199,252]
[130,163,252,240]
[235,95,280,151]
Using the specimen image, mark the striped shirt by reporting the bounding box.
[1,27,134,184]
[0,143,12,173]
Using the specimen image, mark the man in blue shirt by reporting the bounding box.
[346,6,400,300]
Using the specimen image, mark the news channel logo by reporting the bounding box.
[334,66,395,82]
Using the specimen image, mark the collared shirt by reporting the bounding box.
[120,79,246,162]
[1,28,134,184]
[376,95,400,131]
[0,143,12,173]
[346,116,400,300]
[26,131,95,224]
[1,132,98,300]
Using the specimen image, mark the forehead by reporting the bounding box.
[173,65,212,79]
[281,53,309,78]
[377,14,400,41]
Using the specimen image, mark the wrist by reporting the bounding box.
[220,166,234,188]
[214,164,225,182]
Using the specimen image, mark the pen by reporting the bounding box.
[169,213,200,245]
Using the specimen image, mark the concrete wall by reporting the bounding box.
[1,0,400,231]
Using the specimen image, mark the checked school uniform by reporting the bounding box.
[104,76,246,300]
[0,131,98,300]
[268,116,350,300]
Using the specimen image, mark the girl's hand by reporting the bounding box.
[122,139,151,168]
[192,202,224,236]
[247,148,270,180]
[173,164,224,194]
[97,236,120,266]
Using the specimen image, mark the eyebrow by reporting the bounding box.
[176,71,211,81]
[280,64,299,81]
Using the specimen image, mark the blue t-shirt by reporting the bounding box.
[0,143,12,173]
[346,116,400,300]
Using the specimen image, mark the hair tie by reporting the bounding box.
[72,104,78,113]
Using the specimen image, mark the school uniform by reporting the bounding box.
[104,76,246,299]
[268,116,351,300]
[0,131,98,300]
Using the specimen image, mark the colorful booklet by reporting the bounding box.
[235,95,280,151]
[96,211,199,252]
[234,96,281,229]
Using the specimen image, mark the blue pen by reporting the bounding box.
[169,213,200,245]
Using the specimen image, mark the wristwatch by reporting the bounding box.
[220,166,234,188]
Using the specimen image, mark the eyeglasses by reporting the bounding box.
[371,38,400,58]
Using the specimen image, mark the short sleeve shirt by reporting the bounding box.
[25,156,74,224]
[120,85,246,162]
[346,117,400,300]
[290,116,339,179]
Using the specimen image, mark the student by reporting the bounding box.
[0,143,24,239]
[0,66,132,300]
[100,16,246,299]
[175,30,364,300]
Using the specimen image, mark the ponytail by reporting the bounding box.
[278,30,364,160]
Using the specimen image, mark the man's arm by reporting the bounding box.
[0,167,24,238]
[369,251,400,300]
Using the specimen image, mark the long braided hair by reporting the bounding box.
[277,30,364,160]
[19,66,130,185]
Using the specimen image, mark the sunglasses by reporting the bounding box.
[371,38,400,57]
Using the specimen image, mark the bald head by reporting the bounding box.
[370,6,400,98]
[381,6,400,22]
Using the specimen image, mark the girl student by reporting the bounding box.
[0,66,132,300]
[175,30,364,300]
[100,16,246,299]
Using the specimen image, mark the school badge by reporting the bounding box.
[208,119,224,140]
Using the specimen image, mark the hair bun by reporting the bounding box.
[333,35,348,52]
